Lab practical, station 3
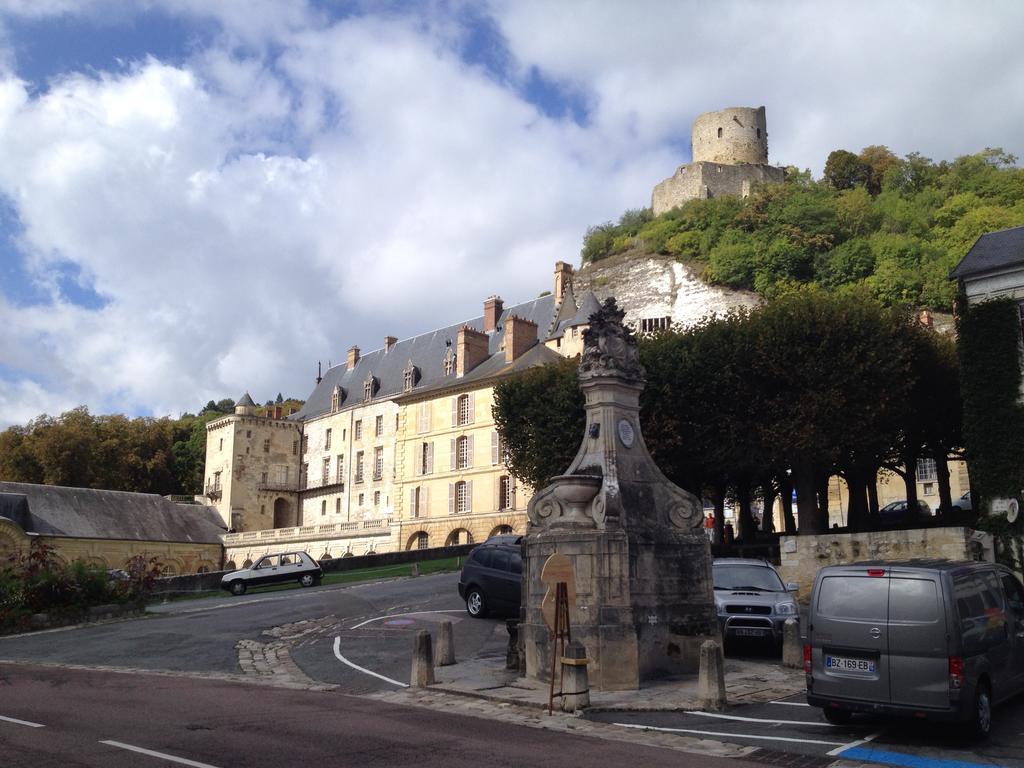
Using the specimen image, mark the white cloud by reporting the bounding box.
[1,1,1023,428]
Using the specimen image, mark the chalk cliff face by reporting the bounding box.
[572,254,760,331]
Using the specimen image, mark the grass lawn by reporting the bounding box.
[165,555,464,602]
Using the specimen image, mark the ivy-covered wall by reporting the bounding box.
[957,297,1024,571]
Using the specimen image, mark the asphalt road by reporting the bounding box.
[0,572,497,691]
[590,690,1024,768]
[0,664,756,768]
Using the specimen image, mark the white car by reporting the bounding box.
[220,552,322,596]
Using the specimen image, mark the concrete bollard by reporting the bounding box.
[410,630,435,687]
[697,639,727,711]
[559,641,591,712]
[436,620,456,666]
[410,563,420,577]
[782,618,803,669]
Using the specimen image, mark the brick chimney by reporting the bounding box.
[505,314,538,363]
[384,335,398,352]
[456,326,490,376]
[347,345,360,369]
[484,296,504,333]
[554,261,574,301]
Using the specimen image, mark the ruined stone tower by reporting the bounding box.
[652,106,785,215]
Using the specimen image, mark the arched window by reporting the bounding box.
[456,394,471,425]
[717,126,722,138]
[403,361,419,392]
[443,345,456,376]
[407,532,429,550]
[363,374,378,403]
[456,436,470,469]
[756,127,761,138]
[225,560,237,570]
[331,385,344,412]
[243,559,253,568]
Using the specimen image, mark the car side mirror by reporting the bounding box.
[786,582,799,592]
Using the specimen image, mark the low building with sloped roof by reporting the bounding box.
[0,482,225,574]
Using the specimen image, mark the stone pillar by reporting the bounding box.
[697,639,726,711]
[410,630,435,687]
[436,620,456,666]
[782,618,802,669]
[559,641,591,712]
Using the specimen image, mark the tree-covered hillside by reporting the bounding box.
[0,395,304,496]
[582,148,1024,310]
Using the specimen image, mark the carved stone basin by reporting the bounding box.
[549,474,603,527]
[550,474,602,505]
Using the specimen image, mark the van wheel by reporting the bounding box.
[230,581,246,596]
[822,707,852,725]
[466,588,488,618]
[967,682,992,739]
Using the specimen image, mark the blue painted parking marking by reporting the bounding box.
[837,746,1002,768]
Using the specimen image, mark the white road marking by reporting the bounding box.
[613,722,846,746]
[686,710,843,727]
[99,741,221,768]
[332,636,408,688]
[770,700,810,707]
[348,609,464,630]
[826,729,881,757]
[0,714,45,728]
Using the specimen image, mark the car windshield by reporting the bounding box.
[713,563,785,592]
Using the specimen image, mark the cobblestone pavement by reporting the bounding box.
[235,615,339,691]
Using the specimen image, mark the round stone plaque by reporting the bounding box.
[617,418,635,448]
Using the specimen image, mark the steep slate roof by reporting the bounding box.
[0,482,226,543]
[236,392,256,407]
[950,225,1024,279]
[293,293,567,421]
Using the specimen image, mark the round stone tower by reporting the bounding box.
[691,106,769,165]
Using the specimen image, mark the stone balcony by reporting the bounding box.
[223,519,392,546]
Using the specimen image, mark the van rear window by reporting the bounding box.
[817,576,888,620]
[889,578,939,623]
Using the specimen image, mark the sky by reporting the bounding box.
[0,0,1022,429]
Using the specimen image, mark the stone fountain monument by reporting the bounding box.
[521,298,718,690]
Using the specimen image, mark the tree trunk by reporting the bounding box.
[712,482,726,545]
[816,472,831,531]
[867,474,880,516]
[845,469,870,532]
[903,452,921,523]
[736,479,756,542]
[794,463,823,535]
[761,481,777,534]
[780,473,797,534]
[934,450,953,519]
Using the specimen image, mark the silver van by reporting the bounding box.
[805,560,1024,737]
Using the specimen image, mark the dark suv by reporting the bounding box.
[458,536,523,618]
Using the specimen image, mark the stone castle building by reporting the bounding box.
[651,106,786,215]
[204,263,605,567]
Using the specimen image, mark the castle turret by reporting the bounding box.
[691,106,769,165]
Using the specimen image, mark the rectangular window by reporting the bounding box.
[923,482,934,496]
[373,446,384,480]
[358,492,364,506]
[375,415,383,437]
[325,428,332,450]
[263,438,270,453]
[411,486,421,518]
[261,471,268,484]
[374,490,380,506]
[917,458,937,482]
[816,576,888,621]
[246,430,251,438]
[355,451,364,483]
[322,457,330,484]
[417,402,431,433]
[301,435,308,454]
[354,420,362,440]
[321,500,327,516]
[889,578,940,623]
[292,440,298,455]
[335,498,341,515]
[337,454,344,480]
[219,438,224,451]
[213,471,221,490]
[420,442,433,475]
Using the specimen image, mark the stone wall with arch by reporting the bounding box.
[223,530,392,567]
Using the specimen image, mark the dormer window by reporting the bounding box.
[363,373,378,403]
[331,385,344,413]
[443,345,456,377]
[403,361,419,393]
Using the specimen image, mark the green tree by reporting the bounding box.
[823,149,870,190]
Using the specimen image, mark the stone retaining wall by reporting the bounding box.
[778,526,993,601]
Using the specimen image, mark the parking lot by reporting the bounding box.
[590,690,1024,768]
